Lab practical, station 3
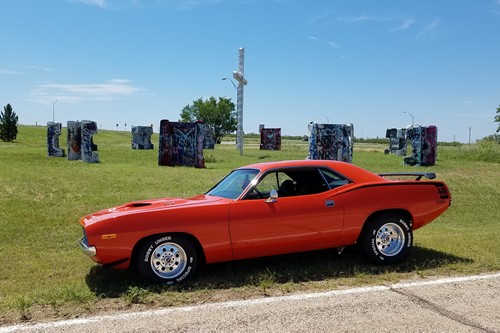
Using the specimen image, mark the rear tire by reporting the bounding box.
[360,213,412,264]
[137,234,198,284]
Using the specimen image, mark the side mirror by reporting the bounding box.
[266,189,278,203]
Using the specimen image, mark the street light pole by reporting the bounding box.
[403,111,414,126]
[222,77,237,90]
[52,99,58,122]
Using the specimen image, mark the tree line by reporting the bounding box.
[2,101,499,143]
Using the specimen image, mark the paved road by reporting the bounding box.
[2,273,499,333]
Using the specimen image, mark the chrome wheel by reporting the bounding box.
[150,242,187,280]
[360,213,413,264]
[375,222,405,257]
[138,235,198,284]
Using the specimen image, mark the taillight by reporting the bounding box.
[435,184,449,199]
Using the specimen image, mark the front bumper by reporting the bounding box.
[79,237,96,257]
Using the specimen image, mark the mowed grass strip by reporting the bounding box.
[0,125,498,323]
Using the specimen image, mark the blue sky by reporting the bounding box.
[1,0,499,143]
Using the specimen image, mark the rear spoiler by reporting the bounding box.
[379,172,436,181]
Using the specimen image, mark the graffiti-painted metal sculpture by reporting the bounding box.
[306,122,354,163]
[66,120,99,163]
[131,126,154,150]
[47,122,65,157]
[385,128,407,156]
[81,120,99,163]
[404,125,437,166]
[260,128,281,150]
[158,120,205,168]
[203,126,215,149]
[67,121,82,161]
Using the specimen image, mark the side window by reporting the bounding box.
[255,172,279,194]
[319,168,349,189]
[257,171,295,193]
[294,169,329,195]
[243,168,344,200]
[275,172,295,197]
[244,171,295,199]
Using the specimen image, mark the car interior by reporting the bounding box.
[244,167,349,200]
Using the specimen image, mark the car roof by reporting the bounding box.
[238,160,384,183]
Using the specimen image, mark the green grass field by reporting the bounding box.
[1,125,499,324]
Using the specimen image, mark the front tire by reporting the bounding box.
[137,234,198,284]
[360,213,413,264]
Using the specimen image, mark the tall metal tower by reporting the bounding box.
[233,47,248,155]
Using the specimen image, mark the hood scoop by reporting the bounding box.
[127,202,152,208]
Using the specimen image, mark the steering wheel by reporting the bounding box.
[251,188,263,198]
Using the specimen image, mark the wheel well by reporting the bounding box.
[130,232,206,269]
[357,209,413,243]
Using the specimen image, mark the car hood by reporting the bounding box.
[81,194,225,225]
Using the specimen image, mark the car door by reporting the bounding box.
[228,168,345,260]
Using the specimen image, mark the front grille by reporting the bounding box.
[82,227,89,246]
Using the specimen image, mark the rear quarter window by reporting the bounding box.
[320,168,349,189]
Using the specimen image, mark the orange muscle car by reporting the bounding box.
[79,160,451,284]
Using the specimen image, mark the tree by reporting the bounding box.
[180,96,236,143]
[0,104,19,142]
[495,105,500,133]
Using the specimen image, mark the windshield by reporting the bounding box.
[206,168,260,199]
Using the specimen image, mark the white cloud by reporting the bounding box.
[25,66,57,72]
[165,0,223,10]
[336,15,420,34]
[416,19,441,39]
[74,0,107,8]
[393,19,415,31]
[327,41,341,48]
[30,79,149,104]
[337,15,377,24]
[306,36,341,49]
[0,69,23,75]
[303,12,333,26]
[73,0,223,10]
